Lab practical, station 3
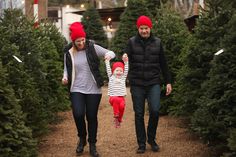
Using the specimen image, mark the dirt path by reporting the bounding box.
[38,87,214,157]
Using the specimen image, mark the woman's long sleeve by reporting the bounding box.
[63,53,68,79]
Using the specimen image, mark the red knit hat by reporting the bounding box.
[136,15,152,28]
[70,22,86,41]
[69,22,84,32]
[112,62,124,73]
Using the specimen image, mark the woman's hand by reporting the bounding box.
[62,78,68,85]
[104,54,111,61]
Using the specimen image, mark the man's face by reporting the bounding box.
[138,25,151,38]
[74,37,86,50]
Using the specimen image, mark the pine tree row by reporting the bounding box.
[0,9,69,156]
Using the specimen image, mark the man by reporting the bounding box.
[124,15,172,154]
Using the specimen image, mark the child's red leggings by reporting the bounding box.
[109,96,125,122]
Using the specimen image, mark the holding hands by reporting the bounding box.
[122,53,128,62]
[105,53,128,62]
[105,54,111,61]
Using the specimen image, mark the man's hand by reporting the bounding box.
[166,84,172,96]
[122,53,128,62]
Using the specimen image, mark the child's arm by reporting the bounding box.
[122,53,129,78]
[105,59,112,78]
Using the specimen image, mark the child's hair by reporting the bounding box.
[111,62,124,73]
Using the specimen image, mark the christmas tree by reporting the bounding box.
[0,60,37,157]
[81,6,108,48]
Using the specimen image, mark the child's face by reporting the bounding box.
[113,67,124,77]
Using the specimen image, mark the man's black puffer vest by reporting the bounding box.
[64,40,104,91]
[127,34,169,86]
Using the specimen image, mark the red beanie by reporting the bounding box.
[70,22,86,41]
[136,15,152,28]
[112,62,124,73]
[69,22,84,32]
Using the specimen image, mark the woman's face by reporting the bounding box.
[74,37,86,50]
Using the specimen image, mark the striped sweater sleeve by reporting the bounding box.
[105,60,112,77]
[123,61,128,78]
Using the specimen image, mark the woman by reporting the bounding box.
[62,22,115,157]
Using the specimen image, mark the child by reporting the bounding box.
[105,54,128,128]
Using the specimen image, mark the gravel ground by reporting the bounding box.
[38,87,215,157]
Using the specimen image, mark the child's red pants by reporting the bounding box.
[109,96,125,122]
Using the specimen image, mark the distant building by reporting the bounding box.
[48,0,127,42]
[72,7,125,41]
[1,0,205,41]
[0,0,48,25]
[0,0,24,16]
[171,0,205,32]
[48,5,83,42]
[25,0,48,22]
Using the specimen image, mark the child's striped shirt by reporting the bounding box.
[105,60,128,96]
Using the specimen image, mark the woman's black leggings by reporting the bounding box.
[70,92,102,144]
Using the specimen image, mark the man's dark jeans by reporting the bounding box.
[130,84,161,148]
[70,92,102,144]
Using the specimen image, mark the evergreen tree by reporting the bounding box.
[191,12,236,156]
[39,22,70,112]
[171,0,232,116]
[0,9,49,136]
[36,23,70,115]
[41,22,67,61]
[152,6,190,114]
[110,0,152,57]
[81,6,108,48]
[0,9,68,137]
[0,60,37,157]
[227,129,236,157]
[145,0,161,17]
